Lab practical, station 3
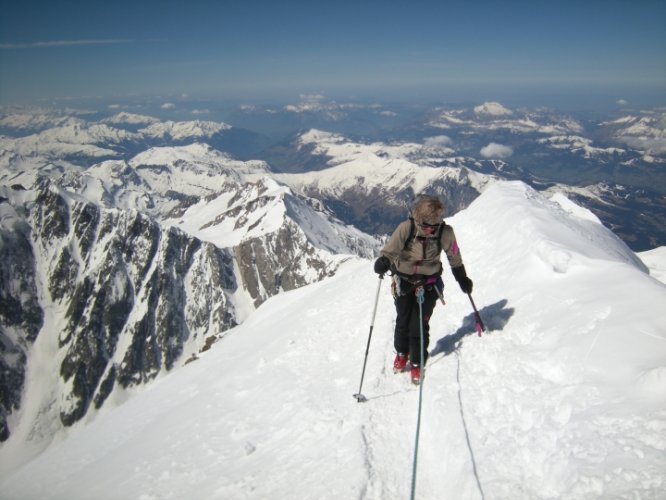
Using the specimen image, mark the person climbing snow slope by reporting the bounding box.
[374,195,474,384]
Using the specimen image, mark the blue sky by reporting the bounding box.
[0,0,664,107]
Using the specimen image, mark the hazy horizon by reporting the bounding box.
[1,0,664,110]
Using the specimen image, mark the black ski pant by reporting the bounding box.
[394,285,439,367]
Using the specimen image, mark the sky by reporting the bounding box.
[1,181,664,498]
[0,0,665,107]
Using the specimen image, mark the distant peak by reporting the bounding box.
[474,101,513,116]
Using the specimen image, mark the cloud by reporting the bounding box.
[480,142,514,159]
[424,135,453,148]
[617,99,628,106]
[161,103,176,110]
[192,109,210,115]
[0,39,135,49]
[620,136,666,155]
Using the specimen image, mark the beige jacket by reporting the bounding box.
[380,220,464,278]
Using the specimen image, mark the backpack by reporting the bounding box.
[403,216,446,253]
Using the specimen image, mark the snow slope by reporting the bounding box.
[1,181,664,499]
[638,247,666,284]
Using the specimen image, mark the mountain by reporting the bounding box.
[1,181,663,499]
[60,143,272,218]
[544,182,666,250]
[1,101,665,485]
[599,111,666,156]
[0,111,270,171]
[254,102,666,251]
[4,103,665,251]
[0,108,92,135]
[0,179,239,445]
[0,141,378,448]
[272,129,493,235]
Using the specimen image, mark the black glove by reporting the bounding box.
[374,256,391,275]
[452,265,473,294]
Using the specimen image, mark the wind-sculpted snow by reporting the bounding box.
[1,181,663,499]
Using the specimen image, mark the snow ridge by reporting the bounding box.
[1,181,664,499]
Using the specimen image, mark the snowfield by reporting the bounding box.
[0,181,664,499]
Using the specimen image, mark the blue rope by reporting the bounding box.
[410,286,426,500]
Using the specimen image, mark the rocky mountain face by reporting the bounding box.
[1,180,237,441]
[0,117,379,445]
[0,188,43,442]
[1,171,374,444]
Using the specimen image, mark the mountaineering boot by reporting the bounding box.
[393,353,408,373]
[410,364,421,385]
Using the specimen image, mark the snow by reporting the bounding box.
[549,192,602,224]
[298,129,424,167]
[139,120,232,141]
[278,132,492,197]
[638,247,666,285]
[474,102,513,116]
[1,181,665,499]
[601,110,666,155]
[538,136,626,158]
[102,112,160,127]
[429,106,583,136]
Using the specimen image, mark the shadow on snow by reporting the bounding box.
[430,299,514,358]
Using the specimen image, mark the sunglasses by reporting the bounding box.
[419,222,441,229]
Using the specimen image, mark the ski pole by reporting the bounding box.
[434,276,446,306]
[353,274,384,403]
[467,293,485,337]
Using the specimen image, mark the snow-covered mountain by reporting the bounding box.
[1,102,665,495]
[271,129,495,235]
[255,101,666,251]
[0,179,240,445]
[429,104,584,136]
[0,118,130,166]
[600,109,666,156]
[0,108,90,134]
[139,120,231,142]
[55,143,271,218]
[0,111,269,176]
[1,181,663,499]
[0,138,378,449]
